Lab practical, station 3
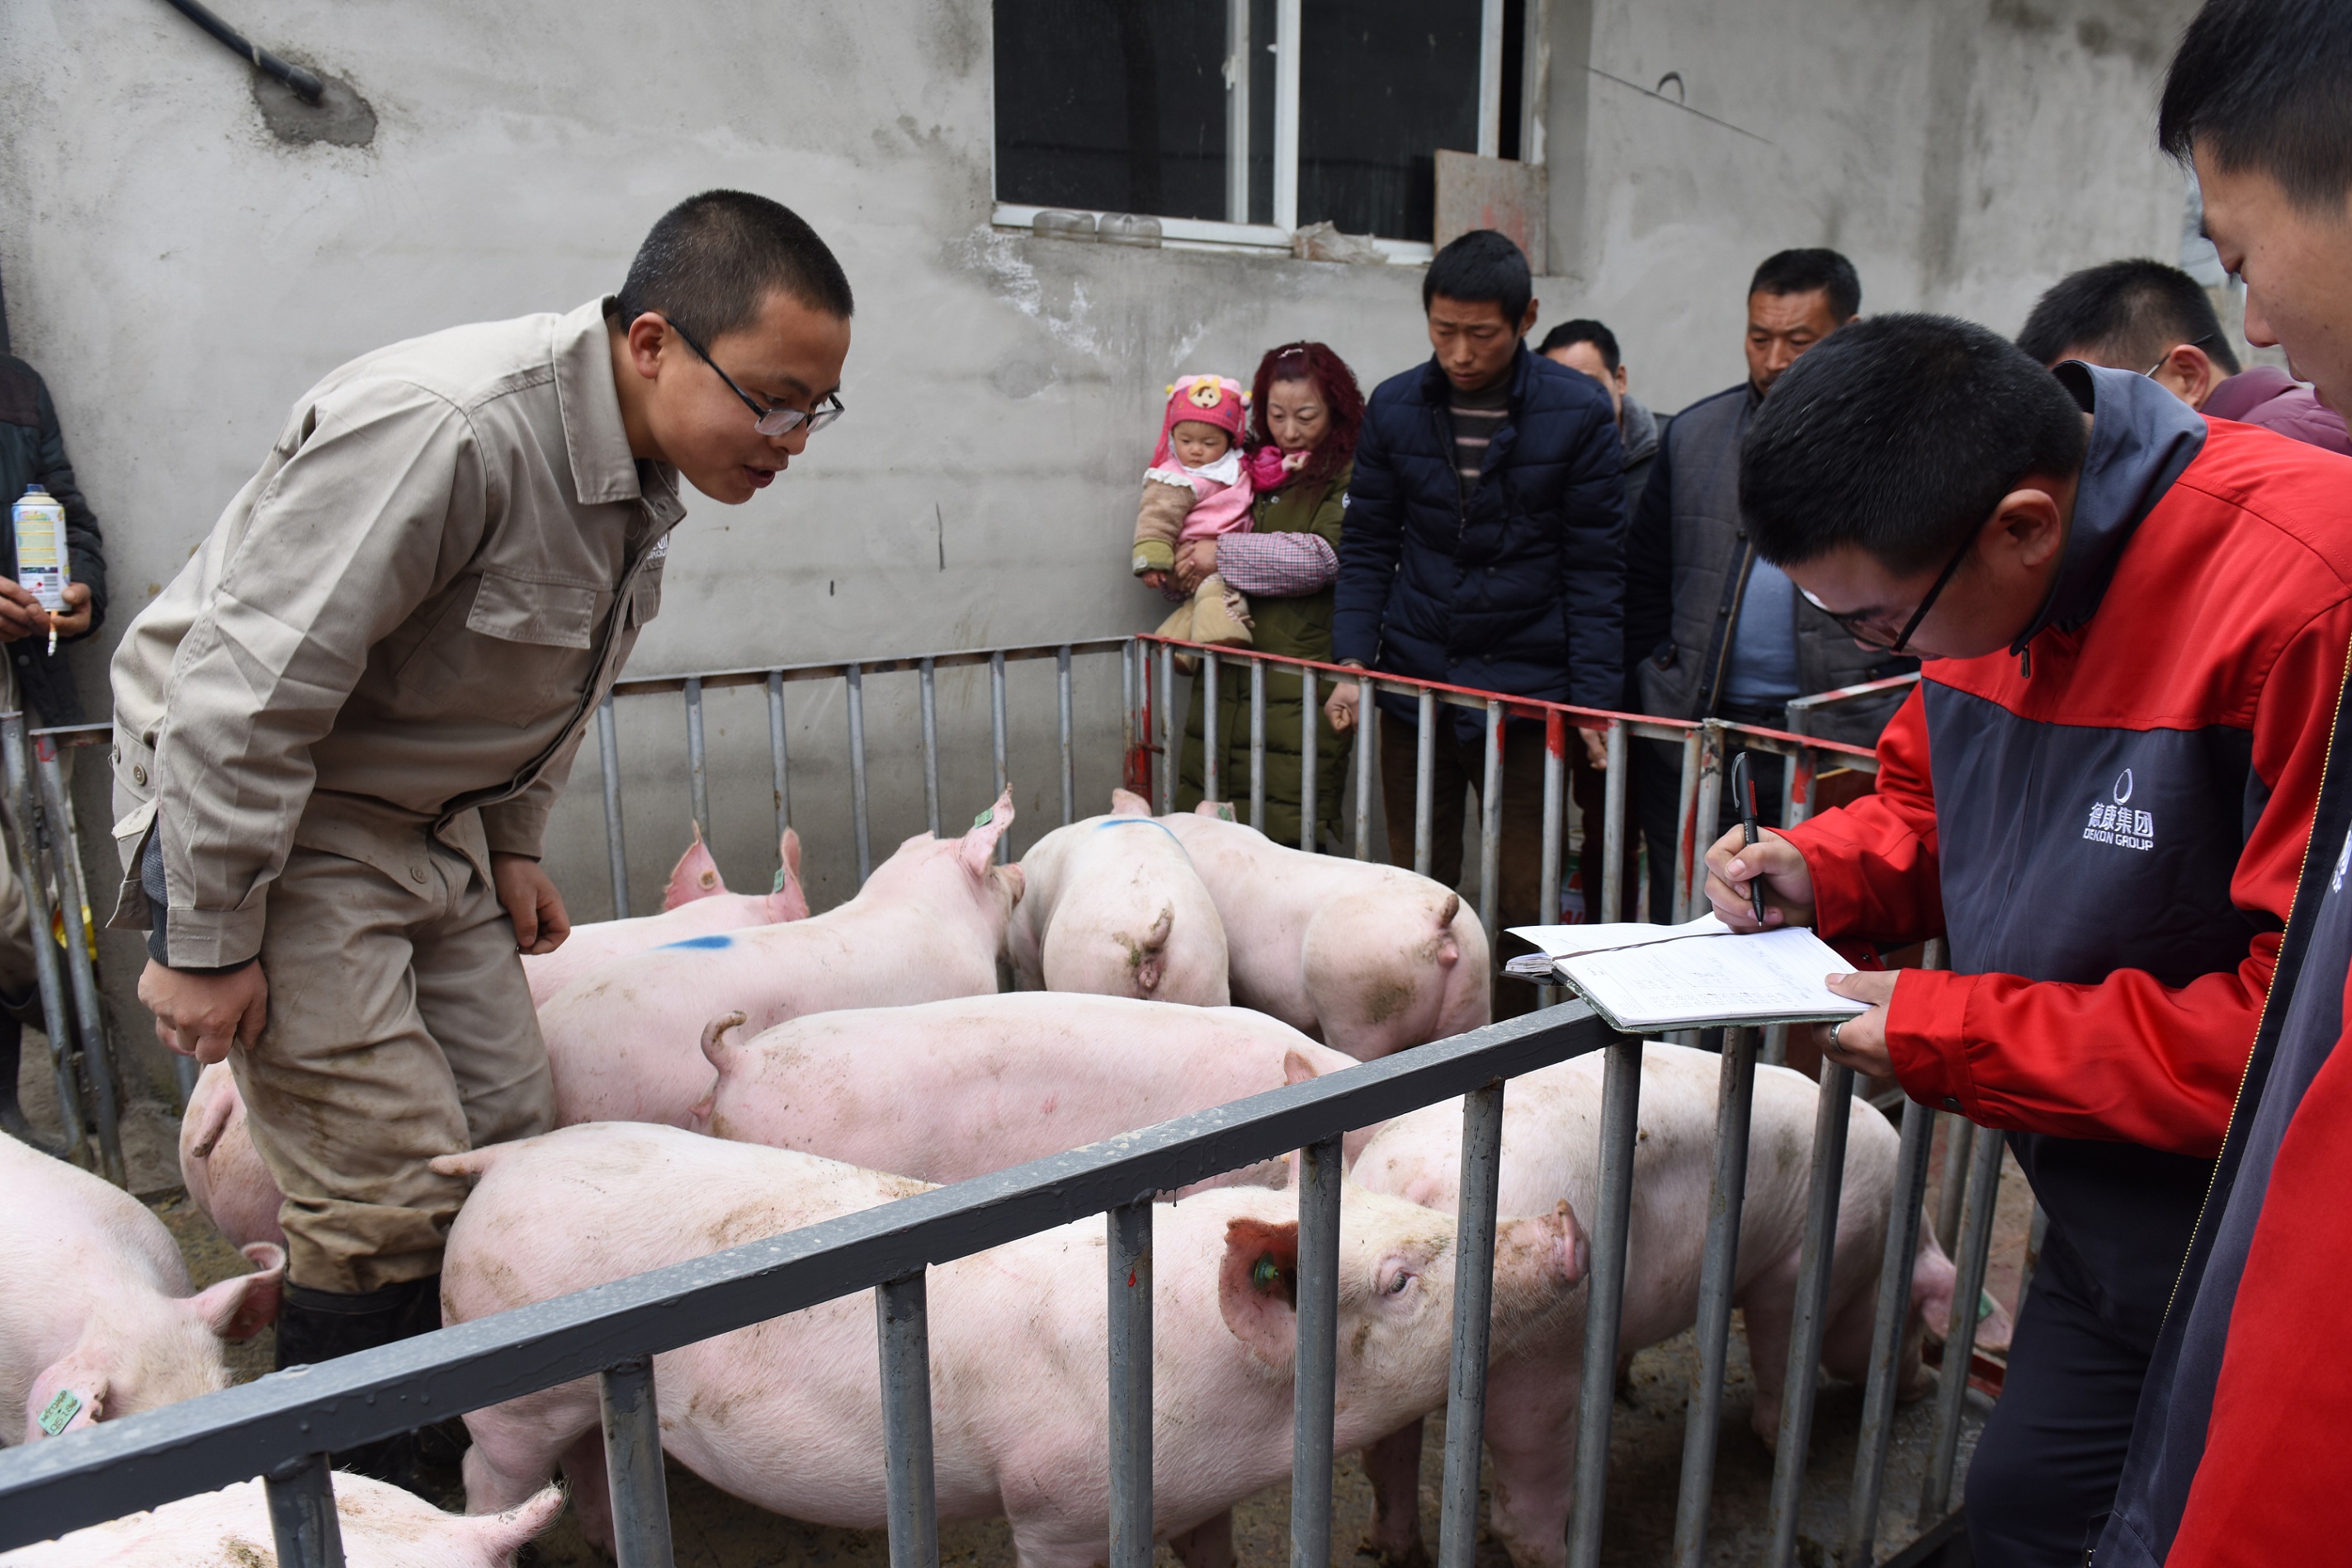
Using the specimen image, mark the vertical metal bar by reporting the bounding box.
[1476,0,1506,155]
[877,1273,939,1568]
[1203,654,1222,805]
[1122,641,1137,796]
[989,650,1009,800]
[1158,644,1177,816]
[1920,1122,2005,1521]
[1271,0,1301,231]
[1291,1133,1344,1568]
[1688,723,1725,919]
[1566,1037,1645,1568]
[1844,1097,1937,1567]
[1764,1062,1858,1567]
[601,1356,675,1568]
[1414,687,1438,876]
[1539,712,1566,936]
[597,696,631,920]
[1934,1113,1970,1252]
[1761,1023,1788,1069]
[1477,701,1504,942]
[34,742,120,1187]
[683,676,709,843]
[1438,1082,1507,1568]
[1058,645,1076,827]
[0,714,83,1161]
[1670,728,1703,923]
[1299,667,1319,852]
[1778,708,1808,828]
[1226,0,1253,224]
[1249,657,1268,833]
[848,664,873,885]
[1108,1200,1154,1568]
[1670,1027,1759,1568]
[919,659,942,838]
[1355,674,1376,861]
[1601,720,1627,923]
[767,671,792,847]
[265,1452,346,1568]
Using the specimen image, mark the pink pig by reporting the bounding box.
[436,1123,1587,1568]
[690,992,1368,1188]
[1132,791,1490,1060]
[177,1062,285,1252]
[1350,1042,1959,1568]
[0,1473,563,1566]
[536,792,1023,1127]
[521,826,810,1006]
[1007,811,1229,1004]
[1,1136,282,1447]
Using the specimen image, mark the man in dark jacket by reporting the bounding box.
[1623,248,1910,921]
[1706,314,2352,1566]
[1325,230,1623,993]
[1537,319,1663,515]
[0,351,108,1149]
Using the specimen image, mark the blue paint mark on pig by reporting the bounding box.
[656,934,734,952]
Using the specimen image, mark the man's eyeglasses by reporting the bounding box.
[1801,521,1980,654]
[664,317,845,437]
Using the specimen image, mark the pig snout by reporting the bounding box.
[1499,1202,1589,1292]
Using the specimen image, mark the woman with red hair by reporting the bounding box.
[1170,342,1365,847]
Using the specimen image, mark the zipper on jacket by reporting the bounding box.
[1705,541,1757,715]
[2158,643,2352,1328]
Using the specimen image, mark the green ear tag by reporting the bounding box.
[770,867,787,894]
[973,808,994,829]
[1252,1255,1282,1292]
[1216,803,1235,823]
[36,1388,82,1436]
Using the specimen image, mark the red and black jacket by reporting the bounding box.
[1779,365,2352,1352]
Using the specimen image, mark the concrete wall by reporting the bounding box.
[0,0,2191,1097]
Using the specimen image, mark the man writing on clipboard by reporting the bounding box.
[1702,314,2352,1568]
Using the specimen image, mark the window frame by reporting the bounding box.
[989,0,1534,260]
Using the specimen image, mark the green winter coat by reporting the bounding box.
[1175,463,1354,848]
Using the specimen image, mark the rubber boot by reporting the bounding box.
[275,1274,465,1502]
[0,1013,63,1157]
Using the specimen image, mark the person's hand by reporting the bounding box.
[1814,970,1896,1075]
[1702,824,1816,931]
[1579,729,1608,770]
[1324,668,1366,734]
[139,960,268,1065]
[493,852,570,956]
[1174,539,1219,593]
[1140,569,1169,593]
[0,579,87,643]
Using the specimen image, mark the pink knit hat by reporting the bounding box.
[1150,374,1250,468]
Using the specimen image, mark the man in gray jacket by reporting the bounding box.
[1622,249,1912,920]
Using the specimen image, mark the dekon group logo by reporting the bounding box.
[2085,767,2155,852]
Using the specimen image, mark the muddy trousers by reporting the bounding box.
[1963,1236,2151,1567]
[231,835,551,1296]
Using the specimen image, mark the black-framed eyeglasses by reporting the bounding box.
[1801,521,1980,654]
[664,317,845,437]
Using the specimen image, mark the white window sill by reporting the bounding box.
[990,203,1432,266]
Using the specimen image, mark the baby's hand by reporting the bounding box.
[1140,569,1169,591]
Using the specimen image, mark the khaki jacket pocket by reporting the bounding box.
[394,570,605,726]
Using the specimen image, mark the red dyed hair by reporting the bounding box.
[1249,341,1365,486]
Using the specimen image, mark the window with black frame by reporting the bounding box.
[992,0,1507,244]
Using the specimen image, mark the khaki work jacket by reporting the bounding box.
[110,297,684,968]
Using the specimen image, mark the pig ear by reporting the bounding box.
[456,1485,567,1556]
[960,791,1017,876]
[664,825,727,910]
[767,831,811,923]
[1217,1217,1301,1369]
[25,1358,106,1442]
[187,1244,286,1340]
[1110,787,1153,816]
[186,1069,238,1159]
[1282,1049,1322,1088]
[782,825,804,876]
[1193,800,1237,821]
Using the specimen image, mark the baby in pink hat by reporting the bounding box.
[1131,374,1255,651]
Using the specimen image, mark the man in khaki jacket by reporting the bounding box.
[107,190,852,1482]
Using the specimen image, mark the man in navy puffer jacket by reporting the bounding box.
[1326,230,1624,999]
